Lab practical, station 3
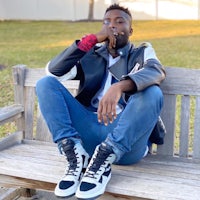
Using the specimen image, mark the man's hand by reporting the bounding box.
[97,83,122,126]
[97,79,136,126]
[95,25,124,50]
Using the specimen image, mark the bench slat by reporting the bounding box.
[179,95,190,157]
[0,187,22,200]
[24,67,200,95]
[0,131,23,151]
[157,94,176,156]
[24,67,80,90]
[24,87,36,140]
[193,96,200,159]
[0,104,24,125]
[161,67,200,95]
[36,106,52,142]
[0,174,55,191]
[109,173,200,200]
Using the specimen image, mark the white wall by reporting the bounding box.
[0,0,199,21]
[0,0,89,21]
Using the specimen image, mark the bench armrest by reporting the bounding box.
[0,104,24,125]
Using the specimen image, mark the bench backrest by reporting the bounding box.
[13,65,200,160]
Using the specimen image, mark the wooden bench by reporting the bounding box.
[0,64,200,200]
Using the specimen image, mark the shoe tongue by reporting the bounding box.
[100,142,113,154]
[62,139,75,153]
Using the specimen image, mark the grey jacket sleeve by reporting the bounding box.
[122,44,166,91]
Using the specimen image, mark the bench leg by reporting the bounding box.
[20,188,36,197]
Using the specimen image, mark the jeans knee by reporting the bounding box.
[148,85,163,107]
[36,76,56,93]
[145,86,164,115]
[142,85,163,106]
[128,85,163,112]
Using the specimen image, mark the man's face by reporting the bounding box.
[103,9,133,49]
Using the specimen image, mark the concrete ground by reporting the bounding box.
[0,188,135,200]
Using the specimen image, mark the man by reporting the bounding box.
[36,4,166,199]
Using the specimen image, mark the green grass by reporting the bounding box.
[1,20,200,69]
[0,20,200,138]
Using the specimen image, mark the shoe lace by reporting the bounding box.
[85,148,110,179]
[64,147,80,176]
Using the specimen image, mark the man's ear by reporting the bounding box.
[129,27,133,35]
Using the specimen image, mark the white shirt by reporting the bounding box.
[97,55,122,114]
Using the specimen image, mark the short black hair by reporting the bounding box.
[105,4,132,20]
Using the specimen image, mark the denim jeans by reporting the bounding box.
[36,76,163,165]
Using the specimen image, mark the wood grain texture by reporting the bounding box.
[0,141,199,199]
[0,104,24,125]
[1,65,200,200]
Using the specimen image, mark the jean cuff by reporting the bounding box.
[57,136,82,155]
[105,138,124,163]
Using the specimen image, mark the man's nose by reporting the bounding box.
[108,21,116,28]
[109,25,117,33]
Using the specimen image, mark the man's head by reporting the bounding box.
[105,4,132,21]
[104,4,133,49]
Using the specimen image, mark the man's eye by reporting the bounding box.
[103,19,125,25]
[116,20,124,24]
[103,20,110,25]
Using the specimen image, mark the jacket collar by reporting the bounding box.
[94,42,134,80]
[116,42,133,57]
[95,42,133,59]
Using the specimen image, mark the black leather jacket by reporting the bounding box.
[47,40,166,107]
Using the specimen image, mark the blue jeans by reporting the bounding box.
[36,76,163,165]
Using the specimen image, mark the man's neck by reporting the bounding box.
[107,47,119,58]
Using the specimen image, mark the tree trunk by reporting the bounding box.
[88,0,94,20]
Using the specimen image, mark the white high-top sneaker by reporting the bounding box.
[76,142,116,199]
[55,138,89,198]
